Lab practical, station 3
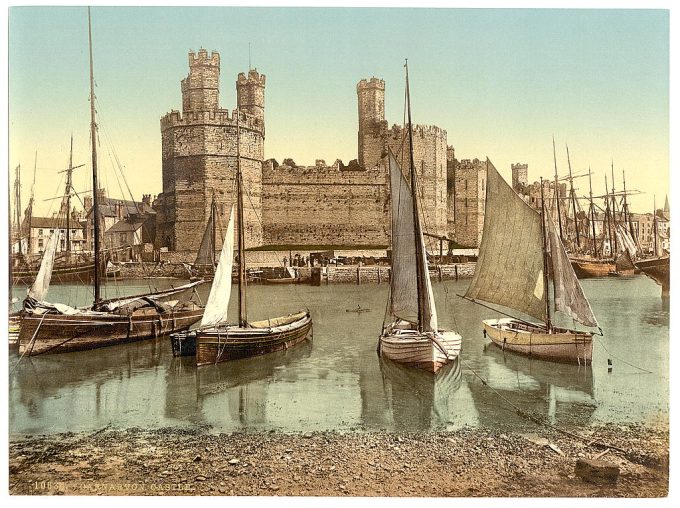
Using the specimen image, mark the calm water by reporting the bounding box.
[8,275,669,435]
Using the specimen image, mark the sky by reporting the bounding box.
[6,5,670,218]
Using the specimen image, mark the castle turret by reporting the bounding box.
[357,77,386,169]
[237,69,266,134]
[511,162,528,191]
[181,49,220,112]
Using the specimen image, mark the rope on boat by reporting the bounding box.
[460,358,628,454]
[593,336,653,374]
[10,311,49,373]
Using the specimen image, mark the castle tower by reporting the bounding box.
[158,50,265,253]
[181,49,220,112]
[511,162,528,191]
[357,77,387,169]
[451,158,487,248]
[237,70,266,132]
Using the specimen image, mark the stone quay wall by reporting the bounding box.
[116,261,477,283]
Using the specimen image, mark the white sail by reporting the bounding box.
[201,205,235,327]
[465,159,547,323]
[388,152,437,331]
[546,209,599,328]
[28,230,61,302]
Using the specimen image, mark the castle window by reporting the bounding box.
[465,179,468,191]
[465,198,468,209]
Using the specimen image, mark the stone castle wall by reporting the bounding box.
[451,158,486,248]
[261,163,389,247]
[158,49,265,253]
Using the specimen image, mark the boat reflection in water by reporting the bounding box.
[467,341,596,429]
[164,340,313,427]
[10,339,165,432]
[376,357,463,431]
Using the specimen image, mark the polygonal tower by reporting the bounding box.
[237,70,266,132]
[511,163,528,191]
[357,77,387,169]
[158,49,265,254]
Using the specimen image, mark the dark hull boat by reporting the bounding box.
[635,256,670,297]
[19,303,203,356]
[190,311,312,366]
[172,109,312,366]
[17,9,206,357]
[12,258,97,285]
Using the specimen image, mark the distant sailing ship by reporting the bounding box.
[171,108,312,366]
[17,8,204,356]
[377,62,461,374]
[635,197,670,296]
[464,160,600,364]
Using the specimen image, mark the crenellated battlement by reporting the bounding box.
[357,77,385,91]
[189,48,220,67]
[457,158,485,170]
[160,108,264,132]
[386,123,447,142]
[237,69,266,87]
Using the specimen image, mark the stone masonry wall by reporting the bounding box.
[452,158,486,247]
[261,164,389,247]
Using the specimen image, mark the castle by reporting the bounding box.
[155,49,489,254]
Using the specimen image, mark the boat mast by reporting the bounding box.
[405,60,426,333]
[211,193,217,268]
[539,177,552,332]
[28,152,37,255]
[588,168,598,258]
[604,175,613,258]
[14,164,22,256]
[236,108,247,327]
[653,195,658,256]
[88,7,101,303]
[622,169,636,245]
[552,136,563,241]
[565,144,580,248]
[66,134,74,252]
[610,160,618,255]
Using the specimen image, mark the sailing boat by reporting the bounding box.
[171,109,312,366]
[464,160,600,365]
[187,195,218,281]
[12,141,98,285]
[17,8,204,356]
[377,62,461,374]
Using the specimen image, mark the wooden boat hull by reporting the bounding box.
[12,262,97,285]
[483,318,593,365]
[263,277,309,285]
[195,311,312,366]
[570,259,615,279]
[378,321,462,374]
[8,313,21,349]
[18,305,204,356]
[635,256,670,296]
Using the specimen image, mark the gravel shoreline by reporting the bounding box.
[9,422,668,497]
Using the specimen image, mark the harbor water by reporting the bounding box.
[9,275,668,435]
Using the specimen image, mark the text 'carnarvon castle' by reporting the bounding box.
[154,49,487,253]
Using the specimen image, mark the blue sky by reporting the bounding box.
[8,6,669,216]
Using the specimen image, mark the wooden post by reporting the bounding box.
[357,266,361,285]
[455,264,458,281]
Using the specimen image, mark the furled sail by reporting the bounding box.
[194,209,215,268]
[615,224,637,259]
[545,209,599,328]
[28,230,61,302]
[388,152,437,331]
[465,159,547,323]
[201,206,235,327]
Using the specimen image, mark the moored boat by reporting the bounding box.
[17,8,205,357]
[464,159,601,365]
[377,62,461,374]
[172,107,312,365]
